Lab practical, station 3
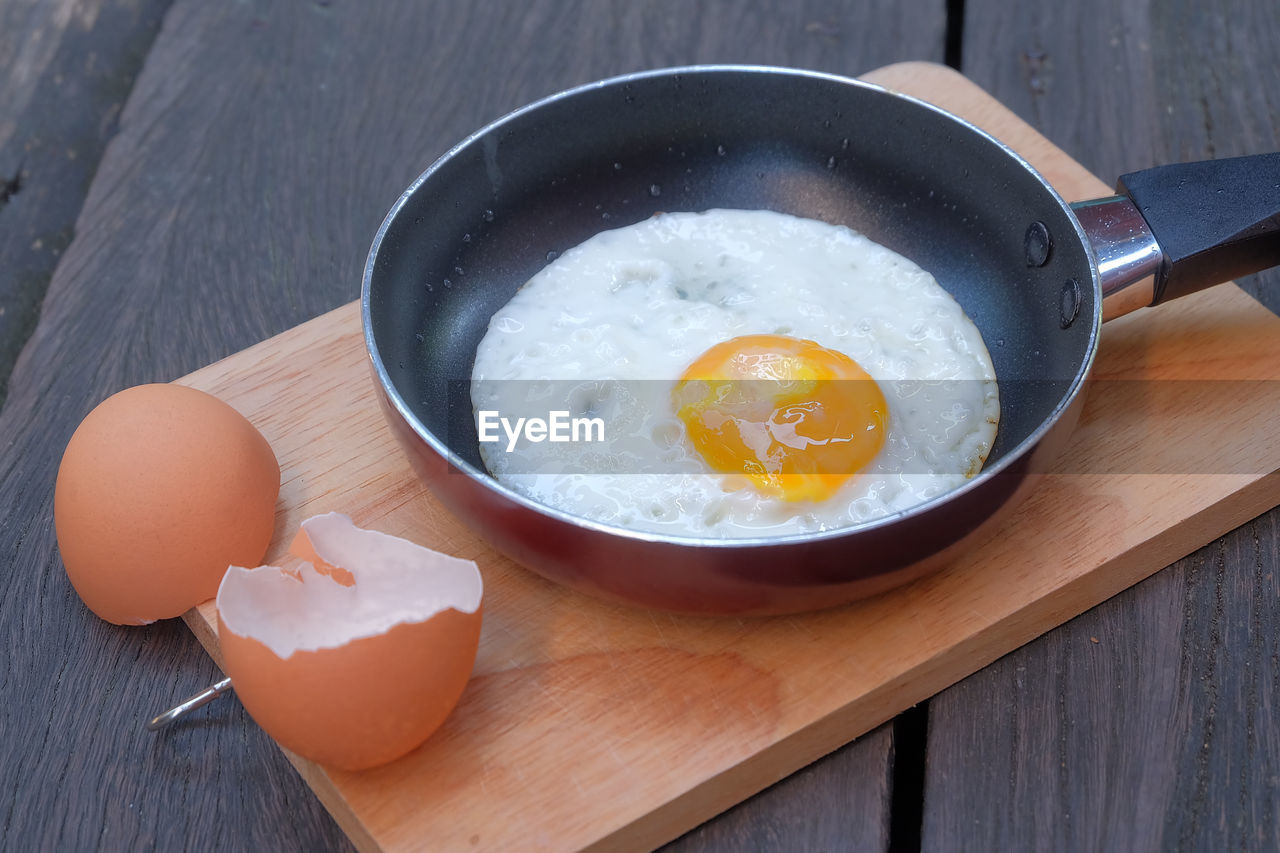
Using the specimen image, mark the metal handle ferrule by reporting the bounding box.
[1071,196,1162,321]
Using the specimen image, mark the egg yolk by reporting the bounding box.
[674,334,888,502]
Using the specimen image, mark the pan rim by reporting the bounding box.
[361,63,1102,549]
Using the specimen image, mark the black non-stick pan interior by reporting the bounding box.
[367,67,1097,475]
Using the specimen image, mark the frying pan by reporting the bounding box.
[362,66,1280,614]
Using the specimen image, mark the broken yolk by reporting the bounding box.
[674,334,888,503]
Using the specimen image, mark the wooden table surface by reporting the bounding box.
[2,2,1276,850]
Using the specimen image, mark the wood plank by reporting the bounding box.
[664,723,896,852]
[169,62,1280,851]
[957,0,1280,311]
[0,0,171,406]
[923,3,1280,850]
[0,2,945,850]
[924,517,1280,850]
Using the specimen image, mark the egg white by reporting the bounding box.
[469,209,999,538]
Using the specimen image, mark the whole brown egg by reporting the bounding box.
[54,383,280,625]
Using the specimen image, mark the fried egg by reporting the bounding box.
[469,209,998,538]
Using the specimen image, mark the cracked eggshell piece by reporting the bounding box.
[216,512,484,771]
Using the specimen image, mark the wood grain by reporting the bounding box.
[0,1,946,850]
[0,0,170,407]
[168,63,1280,851]
[664,722,895,852]
[923,3,1280,850]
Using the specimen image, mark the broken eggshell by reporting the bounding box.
[216,512,484,770]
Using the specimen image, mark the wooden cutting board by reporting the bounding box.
[177,62,1280,852]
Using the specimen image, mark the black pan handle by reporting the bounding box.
[1071,153,1280,320]
[1119,153,1280,304]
